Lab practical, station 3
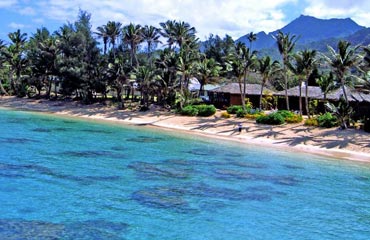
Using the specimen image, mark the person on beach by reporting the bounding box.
[238,123,242,132]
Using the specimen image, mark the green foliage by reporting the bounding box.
[317,112,338,128]
[309,100,319,116]
[304,118,319,126]
[246,112,265,119]
[325,97,353,129]
[285,114,303,123]
[256,112,285,125]
[180,105,198,116]
[255,110,302,125]
[236,109,247,118]
[227,105,243,114]
[195,104,216,117]
[180,104,216,117]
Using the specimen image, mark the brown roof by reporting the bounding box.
[275,86,322,98]
[210,83,274,95]
[276,85,370,102]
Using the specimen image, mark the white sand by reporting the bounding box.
[1,96,369,163]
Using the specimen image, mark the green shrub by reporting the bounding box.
[221,111,231,118]
[317,112,338,128]
[304,118,318,126]
[195,104,216,117]
[181,105,198,116]
[227,105,243,114]
[276,110,294,119]
[256,112,285,125]
[285,114,303,123]
[236,109,247,118]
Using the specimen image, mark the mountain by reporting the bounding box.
[236,15,366,51]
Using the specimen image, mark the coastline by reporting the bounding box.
[1,96,369,163]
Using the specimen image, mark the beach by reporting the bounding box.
[0,96,369,162]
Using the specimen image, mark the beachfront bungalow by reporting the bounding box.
[275,85,370,118]
[275,85,323,113]
[208,83,274,108]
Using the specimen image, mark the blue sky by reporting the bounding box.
[1,0,370,43]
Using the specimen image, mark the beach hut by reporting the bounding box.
[275,85,370,118]
[208,83,274,108]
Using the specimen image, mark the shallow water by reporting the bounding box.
[1,109,370,239]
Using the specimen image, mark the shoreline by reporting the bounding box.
[1,96,369,163]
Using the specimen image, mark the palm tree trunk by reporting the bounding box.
[284,70,290,110]
[299,83,302,116]
[0,79,9,95]
[341,83,348,104]
[305,79,310,118]
[259,80,265,109]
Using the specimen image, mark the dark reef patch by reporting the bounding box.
[128,161,191,179]
[126,136,163,143]
[0,219,128,240]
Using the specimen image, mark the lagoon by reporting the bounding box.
[0,109,370,239]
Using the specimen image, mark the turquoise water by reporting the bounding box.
[0,109,370,239]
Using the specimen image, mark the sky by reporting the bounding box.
[1,0,370,43]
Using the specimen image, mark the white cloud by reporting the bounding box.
[28,0,298,40]
[18,6,36,15]
[8,22,25,29]
[0,0,17,8]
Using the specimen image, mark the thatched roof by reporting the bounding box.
[276,85,370,102]
[210,83,274,95]
[275,86,323,98]
[326,86,370,102]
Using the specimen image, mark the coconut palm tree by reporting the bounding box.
[7,29,28,95]
[123,23,143,69]
[0,40,9,95]
[295,50,317,118]
[105,21,122,57]
[257,56,279,109]
[317,72,336,101]
[275,31,298,110]
[195,56,222,95]
[141,25,161,65]
[227,42,257,111]
[247,32,257,51]
[159,20,177,50]
[323,40,361,103]
[95,25,108,54]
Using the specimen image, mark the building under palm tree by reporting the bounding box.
[208,83,275,108]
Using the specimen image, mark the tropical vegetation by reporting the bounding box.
[0,10,369,129]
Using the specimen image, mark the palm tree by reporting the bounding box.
[0,40,9,95]
[141,25,161,64]
[7,29,28,95]
[317,72,336,101]
[195,56,222,95]
[135,65,156,107]
[172,21,197,49]
[294,50,317,118]
[160,20,176,50]
[123,23,143,69]
[247,32,257,51]
[105,21,122,57]
[95,25,108,54]
[275,31,298,110]
[257,56,279,109]
[323,40,361,103]
[227,42,257,111]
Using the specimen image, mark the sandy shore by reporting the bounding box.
[1,96,369,163]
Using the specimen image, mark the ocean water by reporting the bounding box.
[0,108,370,240]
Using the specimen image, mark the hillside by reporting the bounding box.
[236,15,366,52]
